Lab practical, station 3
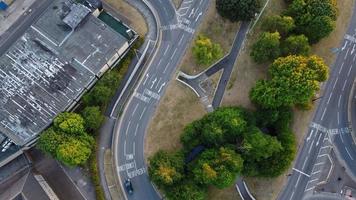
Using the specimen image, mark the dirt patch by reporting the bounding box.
[172,0,183,9]
[222,0,355,199]
[180,0,240,75]
[104,0,148,37]
[207,185,240,200]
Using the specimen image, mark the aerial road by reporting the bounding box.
[278,2,356,200]
[112,0,210,199]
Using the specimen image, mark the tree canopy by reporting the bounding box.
[82,106,104,132]
[250,55,328,108]
[192,35,223,66]
[282,34,311,56]
[262,15,295,36]
[216,0,261,21]
[53,112,85,136]
[250,32,281,63]
[56,137,92,166]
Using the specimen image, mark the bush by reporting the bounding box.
[262,15,295,36]
[216,0,261,21]
[250,32,281,63]
[192,35,223,66]
[82,106,104,132]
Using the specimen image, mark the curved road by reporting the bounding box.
[278,3,356,200]
[113,0,211,199]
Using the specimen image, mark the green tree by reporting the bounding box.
[56,137,92,166]
[37,128,67,156]
[262,15,295,36]
[250,55,329,108]
[192,147,243,189]
[282,34,311,56]
[53,112,85,136]
[286,0,337,43]
[82,86,112,107]
[192,35,223,66]
[165,181,207,200]
[148,151,184,187]
[242,127,282,161]
[250,32,281,63]
[82,106,104,132]
[216,0,261,21]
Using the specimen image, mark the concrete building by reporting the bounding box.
[0,0,137,166]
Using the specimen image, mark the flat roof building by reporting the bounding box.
[0,0,136,165]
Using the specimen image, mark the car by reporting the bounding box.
[124,179,134,195]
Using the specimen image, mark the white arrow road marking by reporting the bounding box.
[306,130,314,141]
[151,77,157,89]
[189,8,195,18]
[158,82,166,93]
[195,12,202,22]
[341,40,349,51]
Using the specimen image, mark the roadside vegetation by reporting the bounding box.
[37,37,144,200]
[147,0,341,199]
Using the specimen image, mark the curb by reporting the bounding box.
[347,79,356,143]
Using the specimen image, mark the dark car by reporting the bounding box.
[124,179,134,195]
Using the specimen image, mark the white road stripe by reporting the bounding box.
[342,79,348,91]
[345,148,354,160]
[321,108,327,121]
[139,107,146,120]
[339,62,344,74]
[131,103,139,117]
[134,123,139,136]
[338,95,342,107]
[293,168,310,177]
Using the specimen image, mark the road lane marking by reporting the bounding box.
[170,48,177,60]
[143,73,149,85]
[311,170,321,175]
[308,178,318,183]
[125,154,134,160]
[317,154,328,158]
[309,138,315,153]
[344,48,350,59]
[326,92,333,104]
[144,89,160,100]
[337,111,340,125]
[133,142,135,156]
[139,107,146,120]
[151,77,157,89]
[345,148,354,160]
[293,168,310,177]
[342,79,348,91]
[157,58,162,67]
[316,133,322,146]
[178,34,185,46]
[302,156,308,170]
[134,92,150,103]
[305,186,315,192]
[126,121,131,136]
[295,174,301,187]
[195,12,202,22]
[347,64,353,76]
[332,77,338,90]
[131,103,139,117]
[315,162,324,166]
[289,191,295,200]
[306,130,314,141]
[341,40,348,51]
[163,44,170,56]
[352,44,356,54]
[134,123,139,137]
[158,82,166,93]
[124,140,126,155]
[118,162,135,172]
[127,167,146,178]
[163,61,171,74]
[321,108,327,121]
[339,62,344,74]
[155,77,162,89]
[338,95,342,107]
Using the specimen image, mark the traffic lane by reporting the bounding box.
[149,0,176,26]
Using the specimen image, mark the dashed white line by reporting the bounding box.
[345,148,354,160]
[170,48,178,60]
[321,108,327,121]
[163,44,170,56]
[131,103,139,117]
[124,140,126,155]
[126,121,131,136]
[347,64,353,76]
[339,62,344,74]
[139,107,146,120]
[344,48,350,59]
[309,138,315,153]
[314,162,324,166]
[326,92,333,104]
[302,156,308,170]
[337,111,340,125]
[157,58,162,67]
[312,170,322,175]
[338,95,342,107]
[316,133,322,146]
[332,77,338,90]
[133,142,135,156]
[342,79,348,91]
[289,191,295,200]
[134,123,139,137]
[340,132,345,143]
[178,34,185,45]
[295,174,301,187]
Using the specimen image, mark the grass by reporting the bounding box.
[172,0,183,8]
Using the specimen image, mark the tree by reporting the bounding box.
[148,151,184,187]
[250,55,329,108]
[165,181,207,200]
[282,34,311,56]
[37,128,67,156]
[286,0,338,43]
[250,32,281,63]
[192,147,243,189]
[216,0,261,21]
[242,127,282,161]
[82,85,112,107]
[262,15,295,36]
[192,35,223,66]
[82,106,104,132]
[53,112,85,136]
[56,137,92,166]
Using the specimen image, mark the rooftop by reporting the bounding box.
[0,0,130,146]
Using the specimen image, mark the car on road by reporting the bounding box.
[124,179,134,195]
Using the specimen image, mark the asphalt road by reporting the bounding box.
[113,0,211,199]
[0,0,52,56]
[278,3,356,200]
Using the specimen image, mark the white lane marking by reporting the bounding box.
[118,162,135,172]
[155,77,162,89]
[316,133,322,146]
[295,174,301,188]
[305,186,315,192]
[309,138,315,153]
[321,108,327,121]
[157,58,162,67]
[344,48,350,59]
[342,79,348,91]
[124,140,126,155]
[163,61,171,74]
[158,82,166,93]
[133,142,135,156]
[341,40,348,51]
[144,88,160,100]
[127,167,146,178]
[302,156,308,170]
[131,103,139,117]
[126,121,131,136]
[289,191,295,200]
[312,170,322,175]
[293,168,310,177]
[340,132,345,143]
[178,34,185,46]
[188,8,195,18]
[337,111,340,125]
[308,178,318,183]
[327,92,333,104]
[306,130,314,141]
[134,92,150,103]
[134,123,139,137]
[318,154,328,158]
[151,77,157,89]
[125,154,134,160]
[170,48,178,60]
[143,73,149,86]
[195,12,202,22]
[314,162,324,166]
[139,107,146,120]
[332,77,338,90]
[163,44,170,56]
[345,148,354,160]
[339,62,344,74]
[352,44,356,54]
[338,95,342,107]
[347,64,353,76]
